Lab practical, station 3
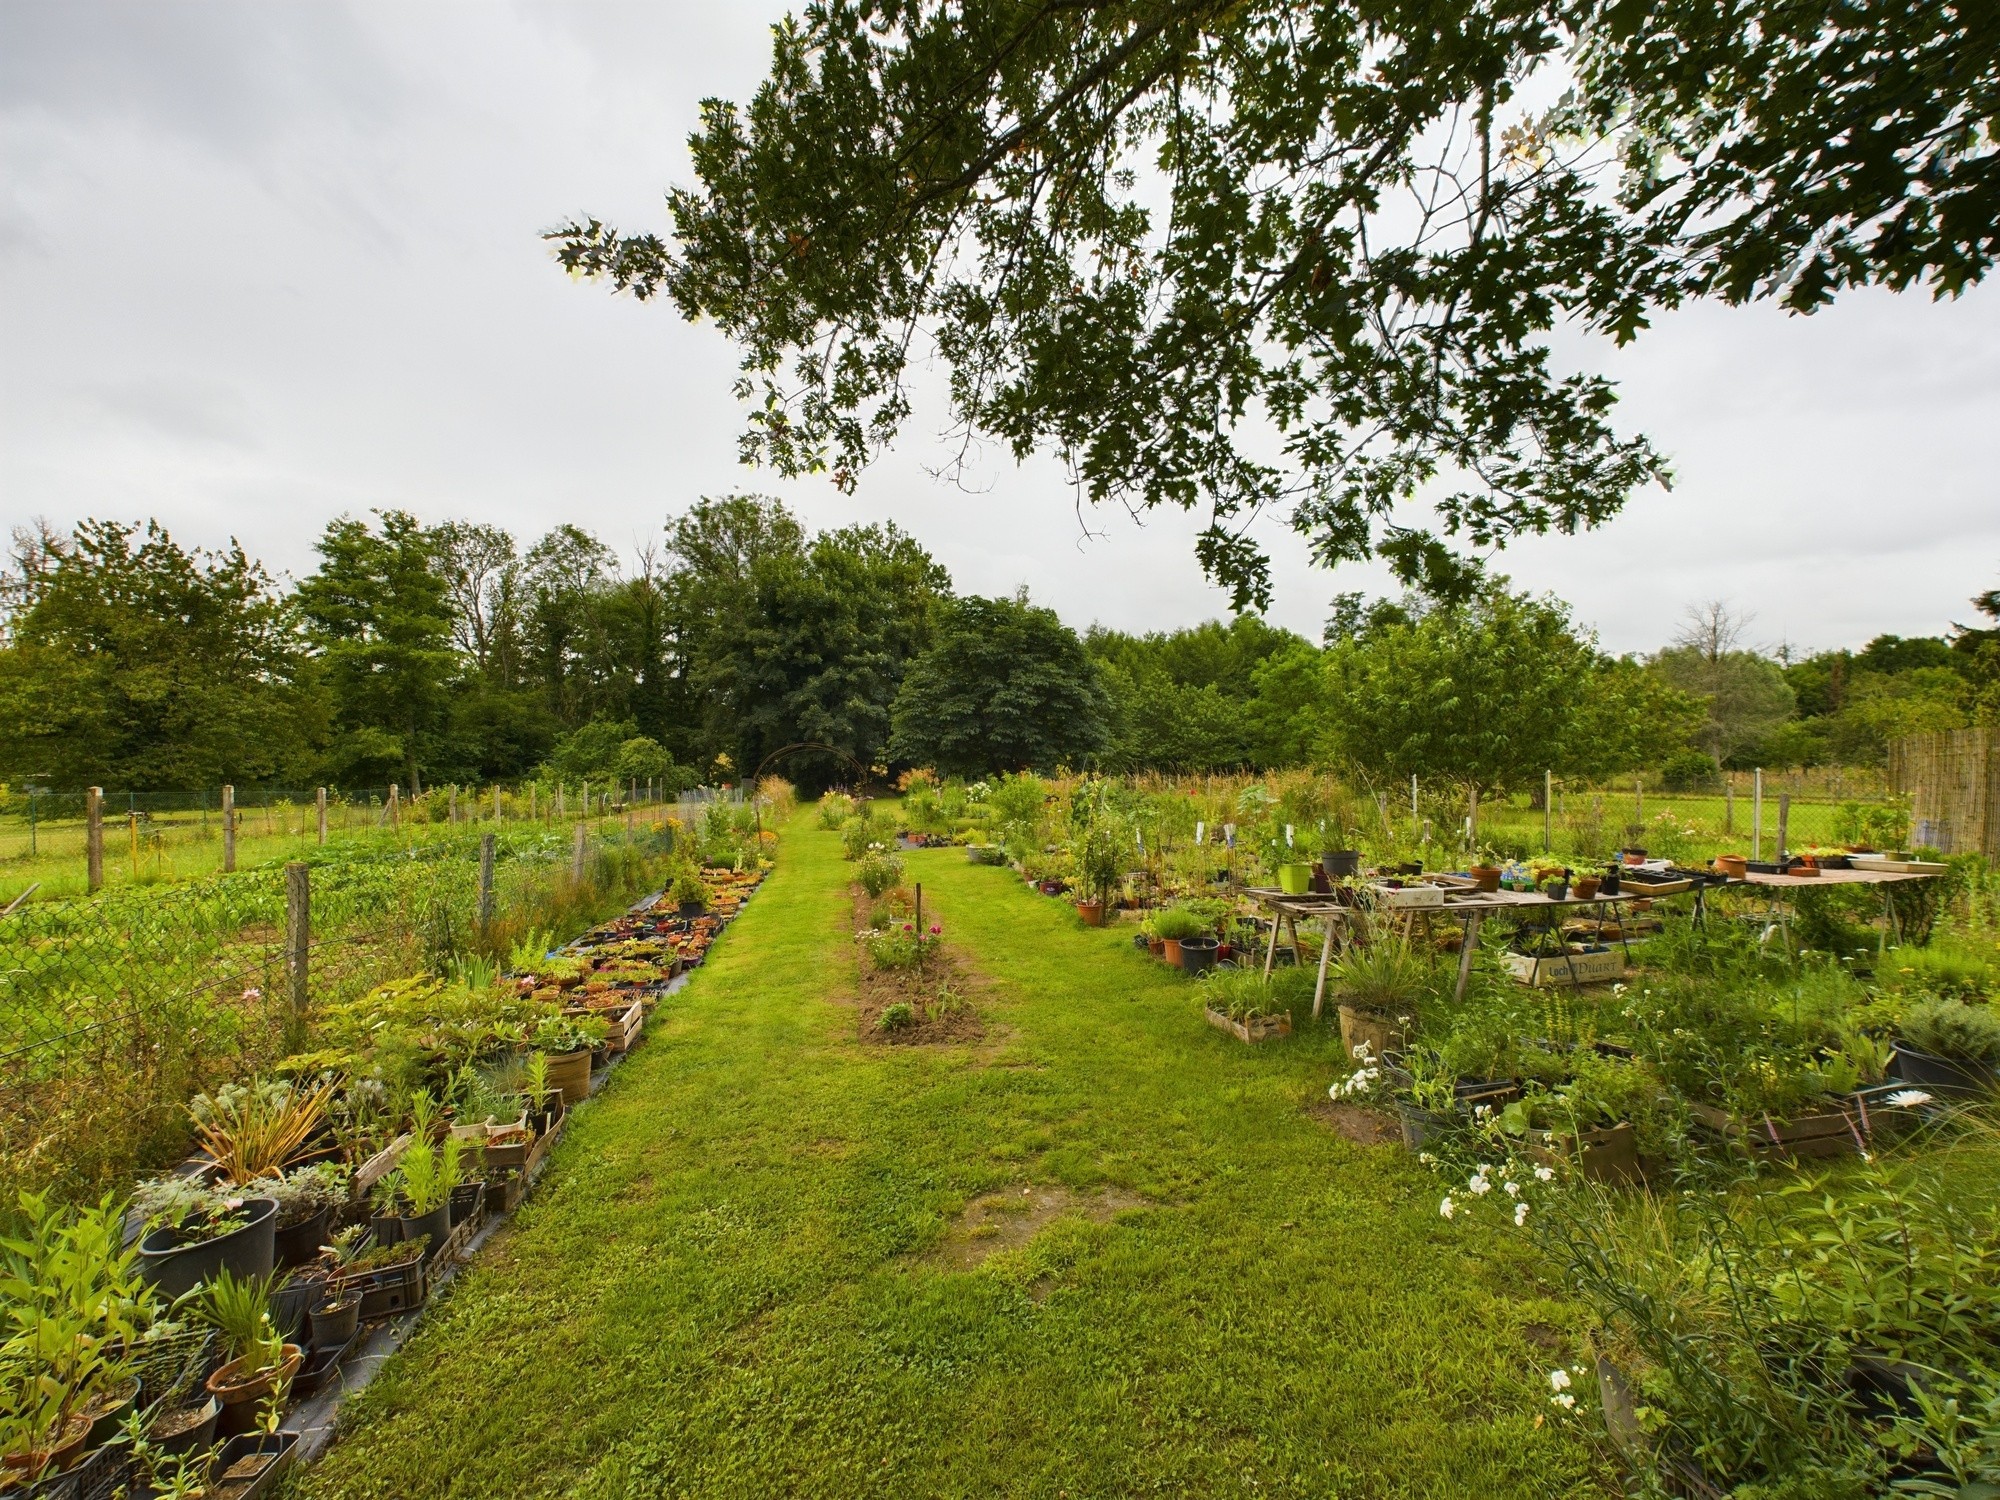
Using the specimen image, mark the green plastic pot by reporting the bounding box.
[1277,864,1313,895]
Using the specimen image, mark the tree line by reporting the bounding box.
[2,505,1994,797]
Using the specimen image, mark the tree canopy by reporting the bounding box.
[550,1,1997,607]
[889,593,1110,776]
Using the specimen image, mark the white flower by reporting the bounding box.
[1514,1202,1530,1226]
[1417,1152,1438,1166]
[1350,1040,1375,1064]
[1468,1174,1493,1197]
[1504,1180,1520,1198]
[1551,1392,1576,1410]
[1439,1196,1455,1219]
[1473,1104,1491,1120]
[1534,1165,1555,1182]
[1885,1089,1934,1109]
[1549,1369,1572,1392]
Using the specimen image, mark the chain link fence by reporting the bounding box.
[0,821,678,1205]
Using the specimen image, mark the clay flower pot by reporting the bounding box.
[207,1345,303,1436]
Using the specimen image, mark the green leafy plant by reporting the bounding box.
[877,1002,916,1032]
[859,921,941,972]
[1900,998,2000,1064]
[189,1075,337,1186]
[670,867,711,909]
[857,849,904,899]
[522,1051,553,1114]
[265,1162,348,1231]
[194,1268,288,1378]
[1333,939,1435,1019]
[392,1135,462,1218]
[531,1012,610,1056]
[1147,906,1206,942]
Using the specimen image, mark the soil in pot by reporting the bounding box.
[81,1372,142,1448]
[206,1345,303,1437]
[151,1395,221,1457]
[1338,1005,1407,1063]
[139,1196,278,1302]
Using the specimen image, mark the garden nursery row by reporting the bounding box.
[0,814,773,1498]
[832,772,2000,1497]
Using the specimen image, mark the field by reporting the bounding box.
[295,820,1609,1500]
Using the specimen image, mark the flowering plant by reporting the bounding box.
[859,922,942,972]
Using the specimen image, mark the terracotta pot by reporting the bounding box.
[1,1412,91,1482]
[1572,876,1601,900]
[1076,900,1106,928]
[1714,854,1748,879]
[1468,865,1501,893]
[1160,938,1185,969]
[206,1345,303,1436]
[1146,937,1165,958]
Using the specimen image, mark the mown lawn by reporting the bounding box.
[297,821,1611,1499]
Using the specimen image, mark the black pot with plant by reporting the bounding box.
[1891,998,2000,1097]
[132,1183,279,1302]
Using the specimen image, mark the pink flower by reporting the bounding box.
[929,925,941,935]
[903,923,914,932]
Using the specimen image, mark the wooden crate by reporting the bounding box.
[1204,1007,1292,1043]
[1504,948,1625,987]
[1688,1100,1866,1159]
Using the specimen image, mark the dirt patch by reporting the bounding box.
[850,887,986,1046]
[1307,1098,1402,1147]
[930,1185,1151,1270]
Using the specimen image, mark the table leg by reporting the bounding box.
[1313,918,1336,1021]
[1263,915,1279,979]
[1454,913,1481,1000]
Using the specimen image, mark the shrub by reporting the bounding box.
[818,790,855,828]
[858,849,904,898]
[1661,749,1722,792]
[860,922,941,971]
[1148,906,1207,942]
[1333,940,1435,1018]
[1899,998,2000,1064]
[877,1002,916,1031]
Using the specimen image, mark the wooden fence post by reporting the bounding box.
[1467,786,1479,850]
[1725,774,1734,836]
[317,787,328,845]
[530,783,538,822]
[493,784,502,822]
[128,809,139,878]
[86,787,104,893]
[572,821,588,883]
[1752,768,1763,862]
[478,833,497,933]
[1776,792,1791,863]
[222,784,236,873]
[286,861,310,1016]
[1543,770,1552,853]
[449,785,458,824]
[388,784,400,830]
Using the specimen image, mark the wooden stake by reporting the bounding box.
[317,786,328,845]
[221,784,236,873]
[286,862,310,1015]
[86,788,104,893]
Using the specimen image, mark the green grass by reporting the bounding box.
[296,821,1611,1499]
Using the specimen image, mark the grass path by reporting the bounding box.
[297,822,1611,1499]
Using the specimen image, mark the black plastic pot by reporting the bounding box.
[310,1291,361,1350]
[208,1431,298,1500]
[150,1395,220,1457]
[83,1373,141,1448]
[1395,1102,1453,1151]
[1890,1041,1997,1098]
[139,1196,278,1301]
[272,1205,330,1270]
[1177,936,1221,976]
[269,1278,318,1344]
[448,1181,484,1228]
[1325,850,1361,878]
[677,901,705,918]
[396,1204,451,1263]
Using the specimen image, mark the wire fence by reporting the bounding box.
[0,819,683,1205]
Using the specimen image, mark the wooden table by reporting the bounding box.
[1240,888,1368,1019]
[1426,888,1646,999]
[1729,865,1943,949]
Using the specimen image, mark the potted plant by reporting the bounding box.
[1074,820,1123,928]
[1891,998,2000,1097]
[669,866,711,918]
[520,1051,562,1135]
[190,1077,338,1185]
[308,1280,361,1352]
[266,1163,349,1271]
[1467,850,1502,893]
[1197,969,1295,1043]
[379,1135,461,1263]
[1148,906,1207,969]
[1332,941,1431,1061]
[531,1013,610,1108]
[198,1270,301,1437]
[1394,1055,1460,1151]
[132,1178,279,1301]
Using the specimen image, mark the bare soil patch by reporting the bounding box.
[1307,1098,1401,1147]
[850,887,986,1046]
[930,1184,1152,1271]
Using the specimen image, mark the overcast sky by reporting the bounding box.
[4,1,1996,657]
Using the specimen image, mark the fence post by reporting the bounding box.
[317,787,328,845]
[1543,770,1552,853]
[286,861,310,1016]
[571,821,588,883]
[493,784,501,822]
[555,783,565,818]
[1409,774,1418,832]
[221,784,236,873]
[1725,774,1734,836]
[128,809,139,878]
[1752,768,1763,862]
[1466,786,1479,851]
[389,783,400,830]
[581,781,590,822]
[1634,776,1643,832]
[531,783,538,822]
[1776,792,1791,863]
[86,787,104,893]
[478,833,497,933]
[449,785,458,824]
